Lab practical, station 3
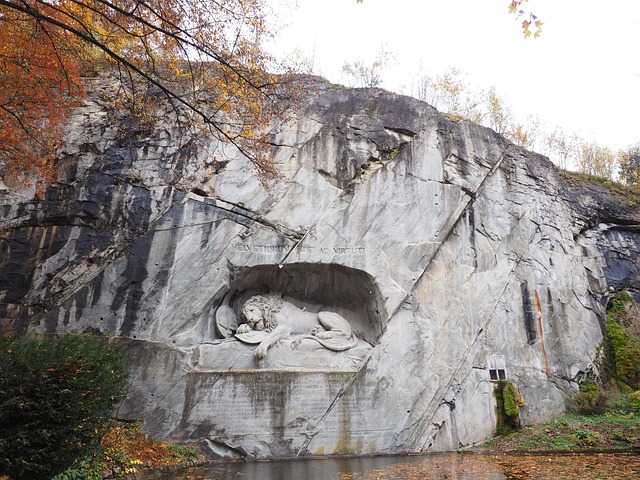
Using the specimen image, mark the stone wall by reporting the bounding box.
[1,81,639,457]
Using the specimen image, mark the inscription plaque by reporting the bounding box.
[184,371,360,436]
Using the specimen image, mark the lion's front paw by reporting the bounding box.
[237,324,252,334]
[255,343,268,360]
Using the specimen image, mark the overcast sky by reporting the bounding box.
[267,0,640,152]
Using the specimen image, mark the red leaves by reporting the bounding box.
[101,422,201,467]
[1,0,301,188]
[508,0,543,38]
[0,5,84,190]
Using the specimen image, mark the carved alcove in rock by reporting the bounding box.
[225,262,384,342]
[180,262,385,457]
[193,263,383,372]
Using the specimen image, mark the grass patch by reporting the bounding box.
[479,410,640,453]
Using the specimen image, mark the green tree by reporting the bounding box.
[618,144,640,186]
[0,335,128,480]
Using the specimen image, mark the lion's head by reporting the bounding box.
[240,295,282,332]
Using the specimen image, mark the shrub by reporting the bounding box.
[603,292,640,392]
[607,391,634,414]
[571,429,599,448]
[167,443,200,460]
[630,391,640,413]
[51,458,103,480]
[495,381,522,435]
[101,420,201,468]
[0,335,127,480]
[574,381,607,415]
[503,382,521,417]
[103,447,144,475]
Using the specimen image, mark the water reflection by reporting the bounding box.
[188,456,428,480]
[152,456,427,480]
[151,452,640,480]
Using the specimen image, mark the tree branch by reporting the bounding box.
[0,0,264,162]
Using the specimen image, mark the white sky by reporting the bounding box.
[267,0,640,152]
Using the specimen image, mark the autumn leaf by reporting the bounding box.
[508,0,542,38]
[0,7,83,192]
[0,0,303,188]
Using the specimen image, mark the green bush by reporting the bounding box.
[503,382,520,417]
[571,429,599,448]
[51,458,103,480]
[604,291,640,392]
[574,381,607,415]
[495,381,522,435]
[607,391,634,414]
[630,391,640,413]
[0,335,128,480]
[168,443,200,460]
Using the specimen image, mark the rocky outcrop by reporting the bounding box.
[1,79,639,458]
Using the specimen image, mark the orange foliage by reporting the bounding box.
[0,0,300,187]
[0,5,83,190]
[101,422,197,466]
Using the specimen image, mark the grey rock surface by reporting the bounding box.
[1,81,639,458]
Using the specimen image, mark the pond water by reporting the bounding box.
[150,452,640,480]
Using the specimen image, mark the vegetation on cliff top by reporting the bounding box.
[560,170,640,207]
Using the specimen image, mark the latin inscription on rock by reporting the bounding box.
[184,371,360,436]
[229,243,366,255]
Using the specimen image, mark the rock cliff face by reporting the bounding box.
[1,80,639,457]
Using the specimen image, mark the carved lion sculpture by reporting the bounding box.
[235,295,359,360]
